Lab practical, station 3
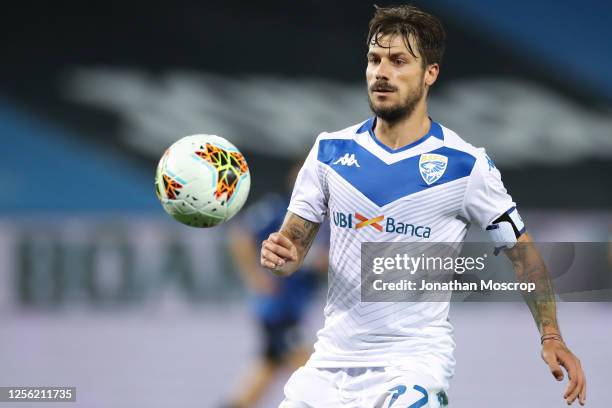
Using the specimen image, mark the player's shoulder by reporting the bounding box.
[439,122,498,175]
[439,123,483,157]
[309,120,368,166]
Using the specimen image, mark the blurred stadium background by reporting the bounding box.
[1,1,610,407]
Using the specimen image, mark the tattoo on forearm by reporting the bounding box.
[283,213,321,256]
[287,224,305,243]
[507,240,560,335]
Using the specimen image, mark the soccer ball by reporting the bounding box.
[155,134,251,227]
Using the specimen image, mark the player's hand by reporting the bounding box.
[541,339,586,405]
[260,232,300,276]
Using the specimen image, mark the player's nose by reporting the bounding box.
[373,60,391,81]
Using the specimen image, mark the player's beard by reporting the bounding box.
[368,79,425,124]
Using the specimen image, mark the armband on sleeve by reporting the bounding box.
[486,207,526,255]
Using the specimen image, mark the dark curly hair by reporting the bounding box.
[367,4,446,68]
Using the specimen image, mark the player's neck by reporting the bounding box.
[374,106,431,150]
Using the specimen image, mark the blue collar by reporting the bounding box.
[356,116,444,153]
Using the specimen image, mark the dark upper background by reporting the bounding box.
[1,0,611,211]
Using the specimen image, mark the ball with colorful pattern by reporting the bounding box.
[155,135,251,227]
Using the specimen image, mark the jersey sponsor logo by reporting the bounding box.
[332,211,431,238]
[332,153,360,167]
[419,153,448,185]
[355,212,384,231]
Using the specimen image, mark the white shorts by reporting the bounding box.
[279,366,449,408]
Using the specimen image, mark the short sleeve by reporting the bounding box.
[287,135,328,223]
[462,148,516,229]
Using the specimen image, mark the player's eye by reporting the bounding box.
[394,58,406,65]
[367,56,380,64]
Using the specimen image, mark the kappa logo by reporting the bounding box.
[333,153,360,167]
[419,153,448,185]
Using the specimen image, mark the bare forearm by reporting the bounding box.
[506,233,560,336]
[505,233,586,404]
[261,211,320,277]
[280,212,320,263]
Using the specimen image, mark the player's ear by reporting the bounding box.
[424,63,439,87]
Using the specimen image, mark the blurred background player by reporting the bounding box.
[223,162,328,408]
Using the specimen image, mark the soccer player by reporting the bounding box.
[260,5,586,407]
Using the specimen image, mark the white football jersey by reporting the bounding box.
[288,117,516,389]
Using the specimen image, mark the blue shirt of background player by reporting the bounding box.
[241,193,320,324]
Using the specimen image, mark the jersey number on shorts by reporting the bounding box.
[387,384,428,408]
